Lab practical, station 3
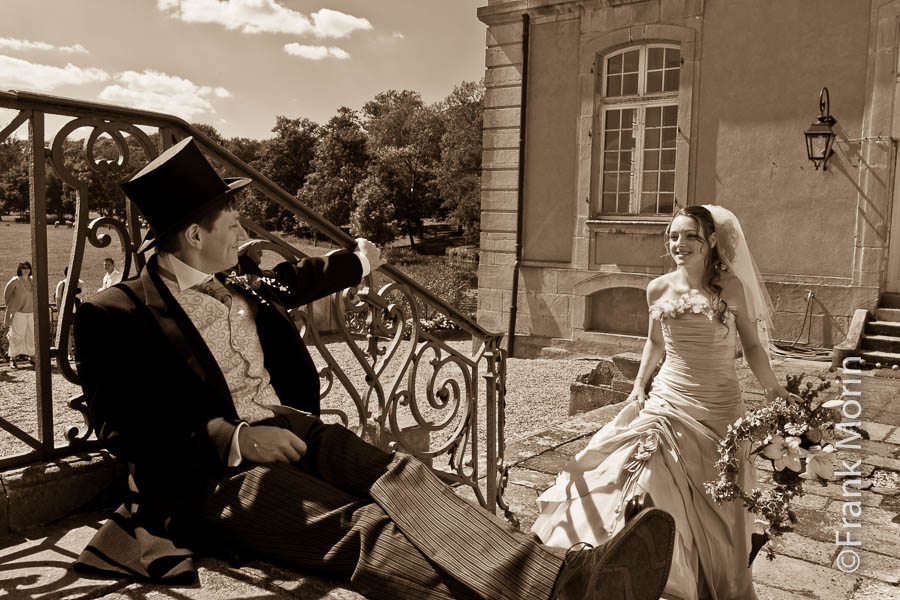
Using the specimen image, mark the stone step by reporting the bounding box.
[568,382,628,416]
[861,334,900,353]
[860,350,900,367]
[875,308,900,322]
[866,320,900,336]
[880,292,900,309]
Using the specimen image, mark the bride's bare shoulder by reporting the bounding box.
[719,271,745,309]
[647,273,674,304]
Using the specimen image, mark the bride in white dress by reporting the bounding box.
[532,205,789,600]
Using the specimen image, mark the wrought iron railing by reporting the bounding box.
[0,90,513,520]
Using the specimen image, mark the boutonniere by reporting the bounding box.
[224,271,289,306]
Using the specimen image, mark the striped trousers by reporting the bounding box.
[198,413,565,600]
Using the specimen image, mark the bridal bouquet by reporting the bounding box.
[705,372,868,562]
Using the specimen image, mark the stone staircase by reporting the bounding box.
[568,352,652,415]
[861,292,900,367]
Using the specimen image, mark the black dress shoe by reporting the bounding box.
[552,507,675,600]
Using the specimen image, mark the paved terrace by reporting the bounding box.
[1,357,899,599]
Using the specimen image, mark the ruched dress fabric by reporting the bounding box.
[531,295,758,600]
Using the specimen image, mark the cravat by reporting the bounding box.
[196,277,232,308]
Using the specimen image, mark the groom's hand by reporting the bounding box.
[239,425,307,463]
[356,238,385,272]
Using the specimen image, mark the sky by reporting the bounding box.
[0,0,487,140]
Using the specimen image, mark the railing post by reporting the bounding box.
[483,342,499,514]
[28,111,54,455]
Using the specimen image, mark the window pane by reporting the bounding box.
[604,152,618,171]
[622,131,635,150]
[618,174,631,193]
[660,172,675,192]
[608,53,623,75]
[645,127,661,149]
[662,126,676,148]
[648,47,664,70]
[640,193,658,214]
[622,73,639,95]
[659,193,675,213]
[619,150,632,171]
[644,150,659,170]
[622,108,634,125]
[603,174,618,192]
[665,48,681,68]
[605,131,620,150]
[642,172,659,192]
[661,149,676,170]
[607,75,621,97]
[646,106,661,128]
[617,193,630,213]
[663,105,678,125]
[602,193,617,213]
[646,71,662,93]
[664,70,680,92]
[623,49,639,73]
[606,110,620,129]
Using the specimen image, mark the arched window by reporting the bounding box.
[596,44,681,215]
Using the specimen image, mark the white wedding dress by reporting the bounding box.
[532,295,758,600]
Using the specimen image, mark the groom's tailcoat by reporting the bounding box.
[73,251,363,581]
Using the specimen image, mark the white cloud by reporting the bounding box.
[0,37,89,54]
[310,9,372,38]
[392,32,405,40]
[283,44,350,61]
[98,70,231,121]
[0,55,109,91]
[157,0,371,38]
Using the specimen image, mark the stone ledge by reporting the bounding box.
[0,450,121,535]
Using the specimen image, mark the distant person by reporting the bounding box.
[4,260,35,368]
[97,257,122,291]
[55,266,84,360]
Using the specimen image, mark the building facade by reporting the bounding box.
[477,0,900,355]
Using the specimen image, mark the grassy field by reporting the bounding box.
[0,221,131,306]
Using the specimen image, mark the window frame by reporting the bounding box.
[593,43,681,218]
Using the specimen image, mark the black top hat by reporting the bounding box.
[121,136,252,253]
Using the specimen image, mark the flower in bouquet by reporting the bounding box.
[801,444,835,481]
[705,371,869,562]
[761,435,807,472]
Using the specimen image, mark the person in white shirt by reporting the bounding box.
[98,257,122,291]
[55,266,83,360]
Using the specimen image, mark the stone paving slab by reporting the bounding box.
[3,362,900,599]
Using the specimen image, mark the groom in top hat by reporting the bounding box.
[73,137,676,600]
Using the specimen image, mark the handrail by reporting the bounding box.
[0,89,514,522]
[0,90,492,339]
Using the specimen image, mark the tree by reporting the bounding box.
[191,122,227,147]
[225,137,264,165]
[362,90,444,247]
[0,139,29,214]
[350,174,398,245]
[300,107,368,227]
[435,81,484,243]
[244,116,319,232]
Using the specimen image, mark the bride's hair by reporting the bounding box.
[665,206,726,300]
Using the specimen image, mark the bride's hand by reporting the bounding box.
[627,385,647,409]
[765,386,791,403]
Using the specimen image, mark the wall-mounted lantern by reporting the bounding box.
[804,87,837,170]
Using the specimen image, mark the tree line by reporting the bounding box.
[0,81,484,246]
